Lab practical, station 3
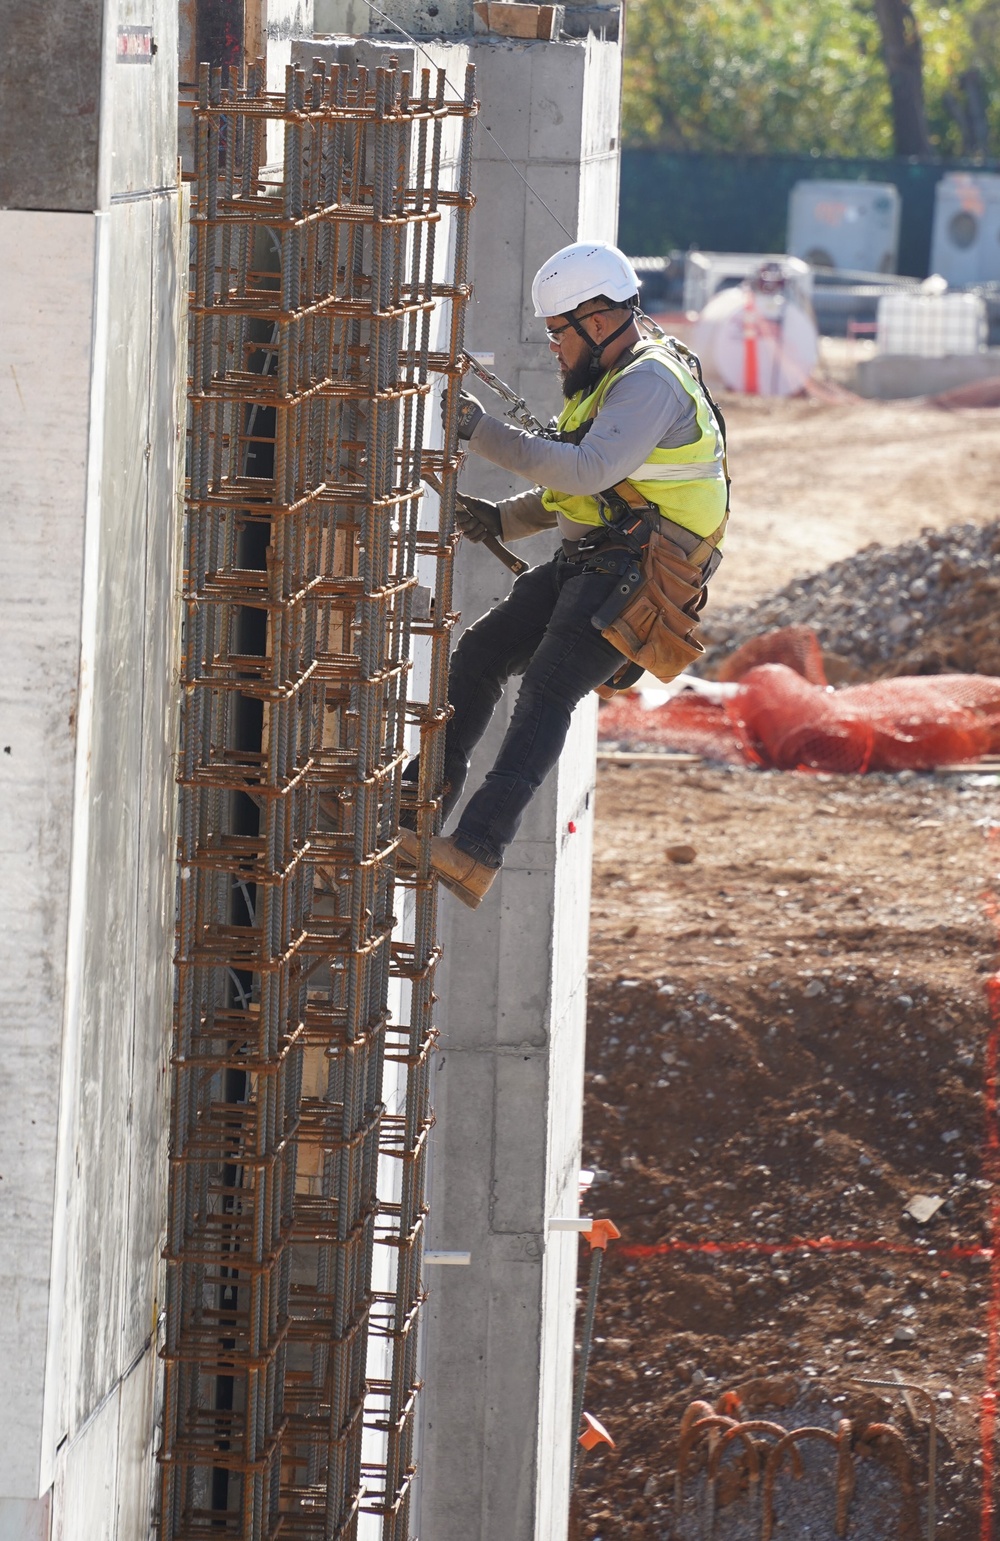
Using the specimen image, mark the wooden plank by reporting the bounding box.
[596,750,703,765]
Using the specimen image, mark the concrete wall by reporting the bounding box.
[301,23,620,1535]
[855,348,1000,399]
[0,1,186,1536]
[408,30,622,1541]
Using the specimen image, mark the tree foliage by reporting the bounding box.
[621,0,1000,158]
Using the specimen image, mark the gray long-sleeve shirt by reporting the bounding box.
[468,350,701,543]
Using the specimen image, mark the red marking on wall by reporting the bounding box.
[116,24,154,62]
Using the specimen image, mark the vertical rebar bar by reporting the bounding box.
[164,58,477,1541]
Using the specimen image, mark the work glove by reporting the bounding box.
[455,494,503,544]
[442,388,485,441]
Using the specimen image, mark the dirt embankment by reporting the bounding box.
[572,390,1000,1539]
[709,396,1000,614]
[576,761,999,1540]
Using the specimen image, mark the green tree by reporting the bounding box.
[622,0,1000,157]
[622,0,892,153]
[873,0,930,152]
[921,0,1000,156]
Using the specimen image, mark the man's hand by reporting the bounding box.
[442,389,485,442]
[455,494,503,544]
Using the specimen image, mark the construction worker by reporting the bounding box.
[399,240,728,909]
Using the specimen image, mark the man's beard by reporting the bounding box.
[560,355,595,399]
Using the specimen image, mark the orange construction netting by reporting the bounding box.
[717,624,828,687]
[731,664,1000,772]
[598,627,1000,772]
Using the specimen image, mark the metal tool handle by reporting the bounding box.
[482,531,528,576]
[422,470,528,577]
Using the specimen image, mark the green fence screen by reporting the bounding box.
[618,150,1000,278]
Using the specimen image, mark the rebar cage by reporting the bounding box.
[162,55,476,1541]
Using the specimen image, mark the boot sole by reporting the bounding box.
[436,871,485,910]
[395,834,485,909]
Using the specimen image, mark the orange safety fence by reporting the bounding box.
[598,627,1000,773]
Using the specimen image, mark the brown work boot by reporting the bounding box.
[394,828,498,908]
[428,835,499,909]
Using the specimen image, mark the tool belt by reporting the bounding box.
[578,480,728,686]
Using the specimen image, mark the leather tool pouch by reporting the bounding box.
[599,527,708,683]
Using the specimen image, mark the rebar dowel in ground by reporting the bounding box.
[761,1427,849,1541]
[704,1420,798,1538]
[704,1425,762,1540]
[857,1421,920,1541]
[569,1247,604,1489]
[569,1220,622,1489]
[675,1410,740,1521]
[850,1376,937,1541]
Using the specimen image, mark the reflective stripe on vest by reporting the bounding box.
[633,459,726,482]
[540,339,726,536]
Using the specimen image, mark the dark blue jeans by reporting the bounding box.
[410,552,626,868]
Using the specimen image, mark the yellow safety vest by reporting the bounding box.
[540,339,727,537]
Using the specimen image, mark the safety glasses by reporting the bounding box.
[544,307,615,344]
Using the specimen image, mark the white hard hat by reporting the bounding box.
[531,241,640,319]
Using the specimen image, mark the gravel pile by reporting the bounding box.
[700,519,1000,679]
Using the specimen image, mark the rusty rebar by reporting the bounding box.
[704,1420,803,1538]
[850,1376,937,1541]
[857,1421,920,1541]
[163,54,476,1541]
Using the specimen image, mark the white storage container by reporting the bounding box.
[787,180,900,274]
[683,252,812,315]
[930,172,1000,288]
[876,291,987,356]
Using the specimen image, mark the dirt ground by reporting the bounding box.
[575,394,1000,1540]
[708,394,1000,612]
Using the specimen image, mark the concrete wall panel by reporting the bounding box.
[120,189,184,1360]
[0,3,103,210]
[577,151,620,245]
[0,1499,51,1541]
[495,872,552,1047]
[106,0,181,199]
[579,35,621,162]
[2,0,181,1518]
[50,1386,118,1541]
[481,1251,543,1533]
[62,196,152,1429]
[0,210,96,1497]
[419,1265,489,1532]
[46,1346,157,1541]
[467,43,533,163]
[428,1041,496,1241]
[527,44,588,163]
[534,1225,577,1538]
[113,1349,159,1541]
[418,27,620,1539]
[436,896,502,1048]
[491,1052,548,1231]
